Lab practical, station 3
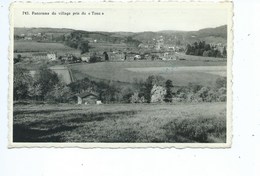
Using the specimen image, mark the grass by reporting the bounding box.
[49,65,73,84]
[69,61,227,86]
[175,52,226,61]
[14,41,81,56]
[13,102,226,143]
[89,42,129,52]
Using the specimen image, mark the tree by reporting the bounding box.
[130,92,140,103]
[103,52,109,61]
[13,66,33,100]
[196,87,210,102]
[78,41,89,54]
[151,85,166,103]
[68,77,94,94]
[185,44,192,55]
[14,54,22,64]
[46,83,72,103]
[222,46,227,58]
[164,80,173,102]
[215,77,227,89]
[205,44,211,51]
[143,75,165,103]
[28,83,42,101]
[34,67,60,100]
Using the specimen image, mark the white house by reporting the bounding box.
[81,53,91,62]
[47,53,57,61]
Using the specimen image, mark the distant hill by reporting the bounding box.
[131,25,227,45]
[14,25,227,47]
[196,25,227,39]
[14,27,74,35]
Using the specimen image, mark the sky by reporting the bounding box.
[12,2,232,32]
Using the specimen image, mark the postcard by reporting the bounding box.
[9,2,233,148]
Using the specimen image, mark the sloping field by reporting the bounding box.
[89,42,129,52]
[49,66,73,84]
[69,61,227,86]
[126,66,226,76]
[13,102,226,143]
[175,53,226,61]
[14,41,81,56]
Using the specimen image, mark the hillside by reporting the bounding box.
[130,25,227,45]
[14,25,227,47]
[14,27,74,35]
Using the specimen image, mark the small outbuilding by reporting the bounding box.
[76,92,101,105]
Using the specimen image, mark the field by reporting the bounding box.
[69,60,227,86]
[175,52,226,61]
[89,42,129,52]
[13,102,226,143]
[14,41,81,56]
[49,65,73,84]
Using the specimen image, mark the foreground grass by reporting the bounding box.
[13,102,226,143]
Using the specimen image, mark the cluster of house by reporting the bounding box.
[16,50,178,63]
[124,51,177,61]
[211,43,227,54]
[137,35,184,52]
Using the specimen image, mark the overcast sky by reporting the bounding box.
[12,2,231,32]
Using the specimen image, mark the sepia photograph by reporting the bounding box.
[9,2,233,148]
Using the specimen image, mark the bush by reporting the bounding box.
[130,92,146,103]
[89,56,102,63]
[215,77,227,89]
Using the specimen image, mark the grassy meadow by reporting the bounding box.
[14,41,81,56]
[69,60,226,86]
[13,102,226,143]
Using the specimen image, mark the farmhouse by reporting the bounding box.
[153,51,176,61]
[107,51,124,61]
[81,53,91,62]
[76,92,101,105]
[32,52,48,60]
[32,52,57,60]
[60,54,76,62]
[47,53,57,61]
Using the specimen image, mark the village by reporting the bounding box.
[14,29,227,65]
[13,27,227,106]
[14,31,185,63]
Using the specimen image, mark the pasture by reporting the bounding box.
[69,60,227,86]
[13,102,226,143]
[49,65,73,84]
[175,52,226,61]
[89,42,129,52]
[14,41,81,56]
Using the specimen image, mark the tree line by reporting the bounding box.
[185,41,227,58]
[64,32,90,54]
[14,65,227,104]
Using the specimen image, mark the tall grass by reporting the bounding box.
[13,103,226,143]
[163,116,226,143]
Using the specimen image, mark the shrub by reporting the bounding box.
[130,92,146,103]
[215,77,227,89]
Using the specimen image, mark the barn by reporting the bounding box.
[81,53,91,62]
[77,92,101,105]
